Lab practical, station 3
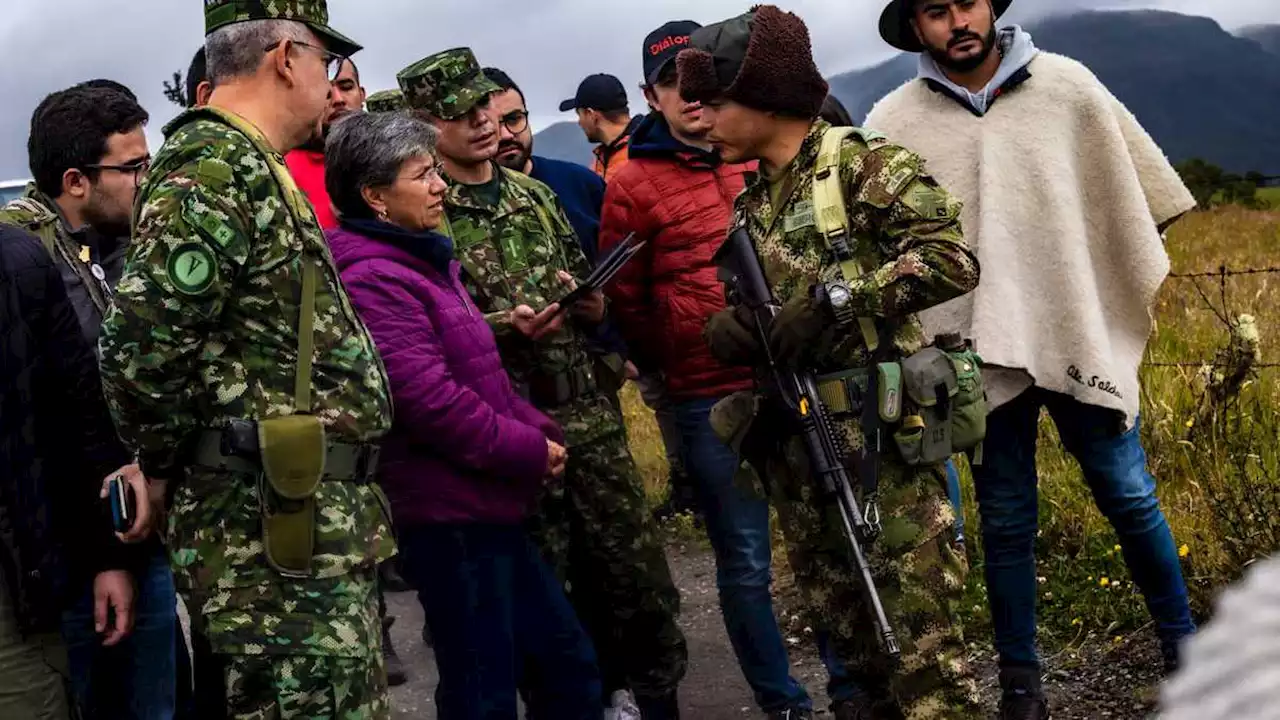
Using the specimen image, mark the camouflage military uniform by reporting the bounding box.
[98,5,393,712]
[397,48,688,706]
[364,90,405,114]
[728,120,984,719]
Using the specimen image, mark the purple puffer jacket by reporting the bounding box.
[328,223,558,526]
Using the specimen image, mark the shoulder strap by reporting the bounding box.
[0,198,59,258]
[193,106,321,411]
[813,126,880,353]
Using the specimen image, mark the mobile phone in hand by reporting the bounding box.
[107,475,136,534]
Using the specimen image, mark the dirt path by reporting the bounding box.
[382,541,1164,719]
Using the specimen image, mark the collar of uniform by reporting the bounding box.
[444,163,537,216]
[745,119,827,193]
[162,105,286,161]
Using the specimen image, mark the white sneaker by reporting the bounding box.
[607,689,642,720]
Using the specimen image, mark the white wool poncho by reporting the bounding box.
[865,52,1195,425]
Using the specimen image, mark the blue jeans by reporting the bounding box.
[676,398,860,711]
[62,544,181,720]
[973,388,1195,668]
[398,523,602,720]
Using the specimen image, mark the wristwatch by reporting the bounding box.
[816,280,856,329]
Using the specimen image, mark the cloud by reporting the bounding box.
[0,0,1277,179]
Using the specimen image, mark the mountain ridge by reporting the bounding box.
[534,11,1280,174]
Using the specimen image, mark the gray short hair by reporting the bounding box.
[206,19,312,84]
[325,111,439,220]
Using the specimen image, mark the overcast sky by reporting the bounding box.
[1,0,1277,180]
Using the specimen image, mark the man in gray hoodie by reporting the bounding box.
[867,2,1197,719]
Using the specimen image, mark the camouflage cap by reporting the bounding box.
[396,47,501,120]
[365,90,406,113]
[204,0,362,58]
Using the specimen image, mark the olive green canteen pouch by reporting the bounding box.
[258,414,326,577]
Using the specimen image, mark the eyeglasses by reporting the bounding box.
[499,110,529,135]
[265,39,346,82]
[85,157,151,188]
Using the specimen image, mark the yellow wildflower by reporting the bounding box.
[1100,577,1111,587]
[1179,544,1190,558]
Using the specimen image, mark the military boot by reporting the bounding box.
[999,666,1050,720]
[382,616,408,687]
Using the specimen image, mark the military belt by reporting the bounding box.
[527,367,594,408]
[192,427,380,484]
[814,368,872,418]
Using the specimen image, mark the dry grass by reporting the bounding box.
[621,206,1280,646]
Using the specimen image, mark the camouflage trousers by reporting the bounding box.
[529,429,689,701]
[217,652,390,720]
[763,435,983,719]
[184,568,390,719]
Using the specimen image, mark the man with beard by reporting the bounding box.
[681,5,984,717]
[0,83,160,720]
[484,67,636,416]
[865,1,1197,718]
[285,57,366,230]
[398,48,688,720]
[598,20,825,718]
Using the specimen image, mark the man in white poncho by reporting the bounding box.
[865,1,1197,718]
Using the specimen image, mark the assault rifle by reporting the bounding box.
[716,226,900,659]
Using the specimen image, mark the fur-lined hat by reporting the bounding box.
[677,5,828,119]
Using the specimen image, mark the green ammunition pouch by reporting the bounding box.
[891,339,987,467]
[527,366,595,408]
[258,415,325,576]
[191,423,384,577]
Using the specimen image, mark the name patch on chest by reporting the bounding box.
[783,200,816,233]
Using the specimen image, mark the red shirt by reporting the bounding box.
[284,148,337,230]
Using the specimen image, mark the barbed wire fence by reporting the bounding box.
[1149,263,1280,571]
[1144,264,1278,371]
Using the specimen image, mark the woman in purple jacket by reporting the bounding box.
[323,111,601,720]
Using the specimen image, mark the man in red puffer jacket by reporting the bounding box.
[599,20,831,717]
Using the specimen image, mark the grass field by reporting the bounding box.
[619,205,1280,649]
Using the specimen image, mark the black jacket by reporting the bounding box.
[0,224,131,634]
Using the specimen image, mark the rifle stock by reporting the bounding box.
[716,227,901,660]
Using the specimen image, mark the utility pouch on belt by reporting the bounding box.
[709,390,760,456]
[258,415,326,577]
[891,334,988,466]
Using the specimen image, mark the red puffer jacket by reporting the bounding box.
[598,114,755,401]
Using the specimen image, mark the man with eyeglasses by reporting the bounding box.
[399,48,688,719]
[0,82,159,720]
[483,66,637,417]
[99,1,397,717]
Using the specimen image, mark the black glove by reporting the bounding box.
[704,306,761,366]
[767,290,832,368]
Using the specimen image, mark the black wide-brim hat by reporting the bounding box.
[879,0,1013,52]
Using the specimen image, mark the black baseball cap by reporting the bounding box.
[643,21,701,85]
[559,74,628,112]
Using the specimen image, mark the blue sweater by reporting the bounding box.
[529,155,606,266]
[528,155,628,357]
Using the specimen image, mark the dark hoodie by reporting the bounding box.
[0,225,132,634]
